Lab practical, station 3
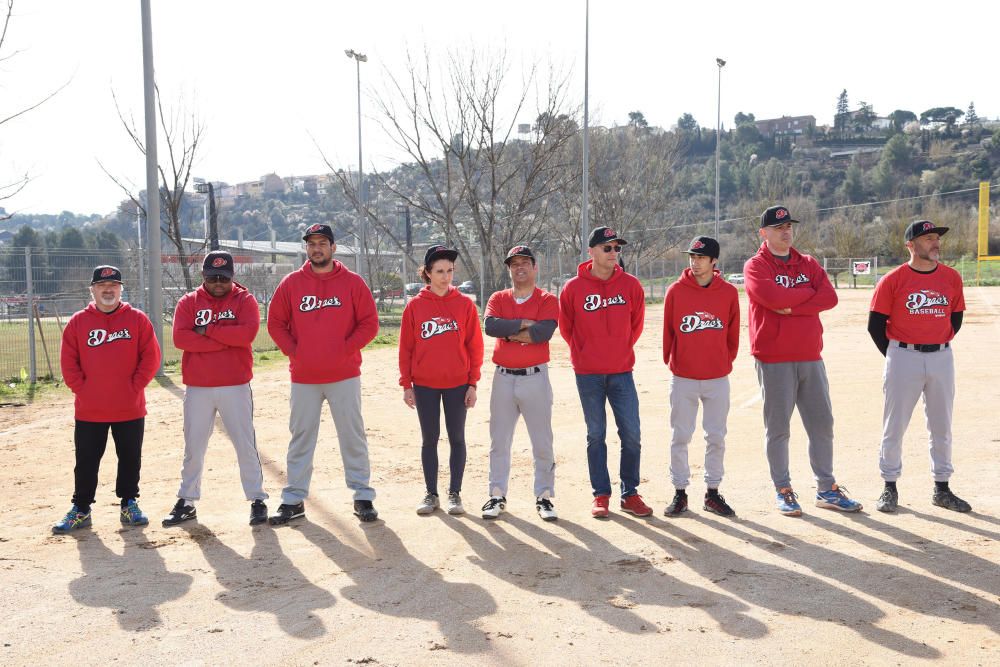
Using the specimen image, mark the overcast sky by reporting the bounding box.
[1,0,995,215]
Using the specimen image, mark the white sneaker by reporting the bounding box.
[481,496,506,519]
[416,493,439,515]
[536,496,558,521]
[447,492,465,515]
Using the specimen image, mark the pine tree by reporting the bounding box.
[835,89,850,138]
[966,102,979,126]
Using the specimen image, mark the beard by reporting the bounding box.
[309,254,332,268]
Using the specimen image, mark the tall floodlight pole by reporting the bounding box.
[345,49,369,285]
[714,57,726,240]
[580,0,590,261]
[140,0,164,371]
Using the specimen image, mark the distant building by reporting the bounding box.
[755,115,816,138]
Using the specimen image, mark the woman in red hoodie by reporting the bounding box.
[399,245,484,516]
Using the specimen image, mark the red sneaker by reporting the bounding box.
[591,495,610,518]
[620,494,653,517]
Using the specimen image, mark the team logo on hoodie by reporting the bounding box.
[421,316,459,339]
[774,273,810,288]
[905,289,949,314]
[194,308,237,326]
[679,311,724,333]
[87,328,132,347]
[299,295,342,312]
[583,293,626,311]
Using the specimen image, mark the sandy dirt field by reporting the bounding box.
[1,288,998,666]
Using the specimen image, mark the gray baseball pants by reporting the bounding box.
[178,383,267,502]
[283,377,376,504]
[755,360,836,493]
[488,364,556,498]
[879,342,955,482]
[669,376,729,489]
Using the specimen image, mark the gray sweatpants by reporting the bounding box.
[755,360,836,492]
[488,364,556,498]
[879,342,955,482]
[283,377,375,504]
[178,383,267,502]
[669,376,729,489]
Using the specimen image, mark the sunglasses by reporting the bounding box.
[599,244,624,253]
[204,275,232,284]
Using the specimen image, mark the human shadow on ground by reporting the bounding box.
[443,512,767,639]
[69,528,193,632]
[154,375,185,400]
[614,514,939,659]
[182,523,334,639]
[900,506,1000,541]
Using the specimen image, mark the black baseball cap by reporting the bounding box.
[202,250,235,278]
[683,235,720,260]
[588,226,628,248]
[91,265,123,285]
[760,205,799,228]
[423,244,459,266]
[302,223,335,243]
[504,244,535,265]
[905,219,949,241]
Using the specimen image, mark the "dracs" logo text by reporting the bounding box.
[583,293,627,311]
[87,328,132,347]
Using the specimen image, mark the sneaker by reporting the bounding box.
[353,500,378,522]
[703,492,735,517]
[664,491,688,517]
[52,505,92,534]
[249,500,268,525]
[163,499,197,526]
[447,492,465,515]
[875,487,898,513]
[591,495,610,518]
[815,484,863,512]
[481,496,506,519]
[620,494,653,517]
[535,497,558,521]
[416,493,439,515]
[776,488,802,516]
[268,502,305,526]
[120,499,149,526]
[932,488,971,513]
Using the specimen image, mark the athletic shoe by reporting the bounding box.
[703,492,735,517]
[875,487,898,513]
[620,494,653,517]
[163,499,197,526]
[535,497,558,521]
[776,488,802,516]
[932,488,971,513]
[416,493,439,515]
[52,505,92,534]
[481,496,506,519]
[120,499,149,526]
[447,492,465,515]
[249,500,268,525]
[815,484,863,512]
[268,502,305,526]
[353,500,378,522]
[591,495,611,518]
[664,491,688,517]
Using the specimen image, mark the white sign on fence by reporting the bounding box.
[852,260,872,275]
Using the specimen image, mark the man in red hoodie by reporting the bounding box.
[559,226,651,519]
[162,251,269,528]
[662,236,740,518]
[267,224,380,524]
[53,265,161,533]
[744,205,862,516]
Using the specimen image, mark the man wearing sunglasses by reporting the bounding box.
[163,250,270,527]
[560,226,651,519]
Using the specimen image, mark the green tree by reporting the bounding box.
[888,109,917,133]
[676,113,699,133]
[965,102,979,126]
[58,226,86,250]
[853,102,876,135]
[627,111,648,129]
[734,111,755,126]
[838,159,865,203]
[919,107,964,125]
[835,89,850,138]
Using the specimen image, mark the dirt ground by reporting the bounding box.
[1,288,998,665]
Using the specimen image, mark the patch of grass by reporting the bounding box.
[0,375,66,404]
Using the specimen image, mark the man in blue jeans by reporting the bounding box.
[559,227,651,518]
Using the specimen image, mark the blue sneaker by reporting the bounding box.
[52,505,92,534]
[776,488,802,516]
[120,498,149,526]
[816,484,863,512]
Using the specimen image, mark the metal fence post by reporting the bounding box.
[25,248,37,383]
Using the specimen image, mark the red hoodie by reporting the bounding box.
[662,269,740,380]
[60,302,161,422]
[559,261,645,374]
[743,242,837,363]
[267,260,379,384]
[398,286,484,389]
[173,282,259,387]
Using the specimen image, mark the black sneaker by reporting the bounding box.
[353,500,378,522]
[162,499,196,527]
[249,500,268,525]
[664,491,688,517]
[876,487,898,513]
[269,502,305,525]
[932,488,971,513]
[703,492,736,517]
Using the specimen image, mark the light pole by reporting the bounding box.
[714,57,726,241]
[193,178,219,250]
[345,48,369,286]
[580,0,590,261]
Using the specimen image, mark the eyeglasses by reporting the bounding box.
[204,275,232,284]
[599,244,624,253]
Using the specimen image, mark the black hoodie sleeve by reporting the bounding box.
[867,311,890,357]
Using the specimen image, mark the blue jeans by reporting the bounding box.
[574,372,642,497]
